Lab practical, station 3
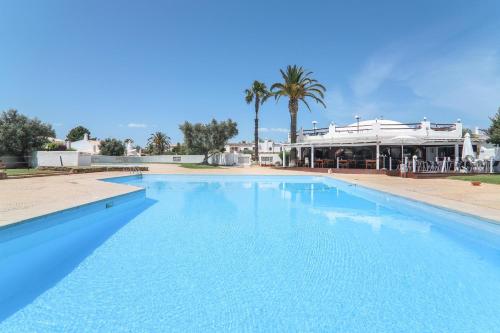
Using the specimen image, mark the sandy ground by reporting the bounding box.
[1,164,499,227]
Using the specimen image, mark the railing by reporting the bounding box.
[301,121,459,136]
[380,123,422,130]
[125,165,143,175]
[430,123,456,131]
[302,128,329,136]
[334,124,373,133]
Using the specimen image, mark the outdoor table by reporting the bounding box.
[315,159,325,168]
[365,159,376,169]
[324,159,334,168]
[339,160,349,168]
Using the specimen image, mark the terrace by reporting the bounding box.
[282,118,498,175]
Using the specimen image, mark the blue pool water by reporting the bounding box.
[1,175,500,332]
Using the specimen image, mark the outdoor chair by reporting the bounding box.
[416,160,429,172]
[473,160,485,173]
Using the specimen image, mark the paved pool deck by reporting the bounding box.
[1,164,499,227]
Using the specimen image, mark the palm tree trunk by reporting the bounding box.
[254,96,260,162]
[289,98,298,163]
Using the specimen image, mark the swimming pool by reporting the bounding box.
[1,175,499,332]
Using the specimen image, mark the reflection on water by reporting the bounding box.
[309,207,431,234]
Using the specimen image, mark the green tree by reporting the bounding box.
[245,80,271,162]
[179,119,238,164]
[171,142,188,155]
[44,142,67,151]
[147,132,171,155]
[99,138,125,156]
[0,109,55,156]
[66,126,91,141]
[271,65,326,163]
[487,107,500,145]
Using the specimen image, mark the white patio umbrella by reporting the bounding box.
[390,135,423,158]
[461,132,474,161]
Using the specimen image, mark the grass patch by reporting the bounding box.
[5,168,39,176]
[4,168,63,176]
[178,163,221,169]
[448,174,500,185]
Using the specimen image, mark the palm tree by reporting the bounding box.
[147,131,171,155]
[271,65,326,164]
[245,81,271,162]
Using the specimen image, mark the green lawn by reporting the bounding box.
[178,163,221,169]
[448,174,500,185]
[4,168,64,176]
[5,168,39,176]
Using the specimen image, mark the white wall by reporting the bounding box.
[91,154,253,166]
[34,151,92,167]
[259,153,282,165]
[91,155,205,164]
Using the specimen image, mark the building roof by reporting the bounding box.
[347,119,409,128]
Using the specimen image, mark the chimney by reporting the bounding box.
[84,133,89,141]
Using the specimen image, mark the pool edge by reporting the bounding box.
[0,188,146,232]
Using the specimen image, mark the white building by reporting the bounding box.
[47,137,66,145]
[258,140,283,153]
[284,118,489,170]
[224,141,254,153]
[126,141,141,156]
[225,140,283,154]
[224,140,284,166]
[68,133,101,155]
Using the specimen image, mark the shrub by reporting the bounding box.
[99,138,125,156]
[45,142,67,151]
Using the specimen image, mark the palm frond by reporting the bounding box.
[304,93,327,108]
[307,88,325,99]
[302,99,312,112]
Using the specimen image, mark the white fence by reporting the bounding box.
[91,155,205,164]
[259,153,282,166]
[209,153,252,166]
[33,151,91,167]
[91,153,252,166]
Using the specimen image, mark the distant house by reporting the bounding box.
[224,140,283,154]
[68,133,100,155]
[47,137,66,145]
[224,141,253,153]
[258,140,283,153]
[126,141,141,156]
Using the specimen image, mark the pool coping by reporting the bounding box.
[0,186,146,232]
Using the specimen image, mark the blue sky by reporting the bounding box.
[1,0,499,145]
